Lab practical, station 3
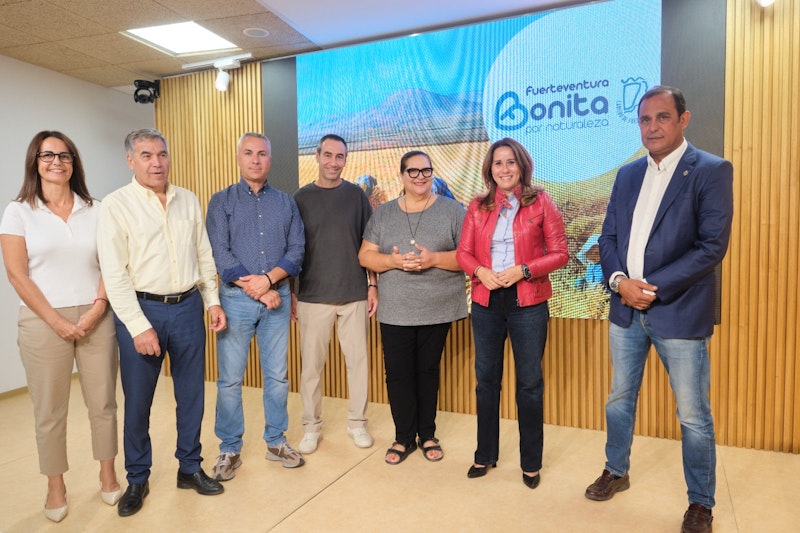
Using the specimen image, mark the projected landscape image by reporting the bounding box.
[296,0,661,319]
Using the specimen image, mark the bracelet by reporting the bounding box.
[368,283,378,288]
[265,273,273,289]
[473,265,483,276]
[93,297,109,305]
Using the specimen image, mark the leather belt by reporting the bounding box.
[136,286,198,304]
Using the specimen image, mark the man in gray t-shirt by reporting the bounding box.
[292,134,378,454]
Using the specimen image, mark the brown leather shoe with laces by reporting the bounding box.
[584,469,630,501]
[681,503,713,533]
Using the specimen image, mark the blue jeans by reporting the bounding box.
[471,287,548,473]
[605,311,716,508]
[215,282,291,451]
[116,290,206,483]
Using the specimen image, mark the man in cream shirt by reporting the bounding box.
[98,129,227,517]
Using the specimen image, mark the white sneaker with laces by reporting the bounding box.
[298,432,321,454]
[347,427,374,448]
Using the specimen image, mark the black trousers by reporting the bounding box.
[380,322,451,447]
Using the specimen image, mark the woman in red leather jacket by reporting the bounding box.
[456,137,568,489]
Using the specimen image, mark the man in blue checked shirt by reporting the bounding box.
[206,133,305,479]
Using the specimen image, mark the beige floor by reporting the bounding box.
[0,376,797,533]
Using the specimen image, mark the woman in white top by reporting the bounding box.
[0,131,120,522]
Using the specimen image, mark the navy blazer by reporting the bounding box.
[599,143,734,338]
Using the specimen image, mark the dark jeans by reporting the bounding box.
[471,287,549,472]
[115,290,207,484]
[380,322,451,447]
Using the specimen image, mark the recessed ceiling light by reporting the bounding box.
[243,28,271,38]
[124,21,238,56]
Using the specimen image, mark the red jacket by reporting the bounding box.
[457,189,569,307]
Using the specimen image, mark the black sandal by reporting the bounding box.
[418,437,443,462]
[385,441,417,465]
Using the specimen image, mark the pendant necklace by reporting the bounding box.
[404,194,432,246]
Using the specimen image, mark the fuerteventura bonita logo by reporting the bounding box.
[493,77,649,134]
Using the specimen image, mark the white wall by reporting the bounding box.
[0,55,154,393]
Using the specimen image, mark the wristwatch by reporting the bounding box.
[521,264,531,280]
[609,275,625,293]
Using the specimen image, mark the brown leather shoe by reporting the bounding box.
[681,503,713,533]
[584,469,630,501]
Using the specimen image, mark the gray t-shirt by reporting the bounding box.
[294,181,371,303]
[363,195,467,326]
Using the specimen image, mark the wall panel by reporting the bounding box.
[154,0,800,452]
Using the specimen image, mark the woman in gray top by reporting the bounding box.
[359,150,467,465]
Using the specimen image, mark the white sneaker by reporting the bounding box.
[298,432,321,454]
[347,427,374,448]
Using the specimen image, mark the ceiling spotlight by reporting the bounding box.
[755,0,775,6]
[243,28,270,38]
[133,79,160,104]
[181,52,253,71]
[215,69,231,92]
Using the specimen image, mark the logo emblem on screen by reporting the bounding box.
[616,77,649,125]
[494,91,528,131]
[482,0,659,183]
[622,77,648,112]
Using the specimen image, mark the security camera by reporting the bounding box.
[133,80,160,104]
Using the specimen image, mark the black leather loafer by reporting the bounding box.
[118,481,149,517]
[467,463,496,478]
[177,469,224,495]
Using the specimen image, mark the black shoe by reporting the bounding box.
[117,482,149,517]
[522,472,541,489]
[467,463,496,478]
[177,469,224,495]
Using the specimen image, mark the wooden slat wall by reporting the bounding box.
[154,0,800,453]
[718,0,800,453]
[155,63,264,384]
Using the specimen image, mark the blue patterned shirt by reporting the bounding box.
[206,178,304,284]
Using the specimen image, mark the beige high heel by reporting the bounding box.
[101,486,122,505]
[44,497,68,522]
[100,470,122,505]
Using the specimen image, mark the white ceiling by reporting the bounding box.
[258,0,582,49]
[0,0,586,88]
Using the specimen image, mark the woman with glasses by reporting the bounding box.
[358,150,466,465]
[0,131,120,522]
[456,137,568,489]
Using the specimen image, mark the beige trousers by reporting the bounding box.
[18,305,118,476]
[297,301,369,432]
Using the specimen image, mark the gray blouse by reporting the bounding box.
[363,196,468,326]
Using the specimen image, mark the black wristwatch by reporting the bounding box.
[521,264,531,280]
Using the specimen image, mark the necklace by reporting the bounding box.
[403,194,432,245]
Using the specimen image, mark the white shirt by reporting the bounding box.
[0,195,101,308]
[97,177,220,337]
[625,139,688,281]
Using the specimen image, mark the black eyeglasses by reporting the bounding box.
[37,151,74,163]
[405,167,433,178]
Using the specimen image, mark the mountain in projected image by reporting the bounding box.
[298,88,488,153]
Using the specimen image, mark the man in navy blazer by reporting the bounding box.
[585,86,733,533]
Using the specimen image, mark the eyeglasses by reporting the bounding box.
[405,167,433,178]
[37,151,74,163]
